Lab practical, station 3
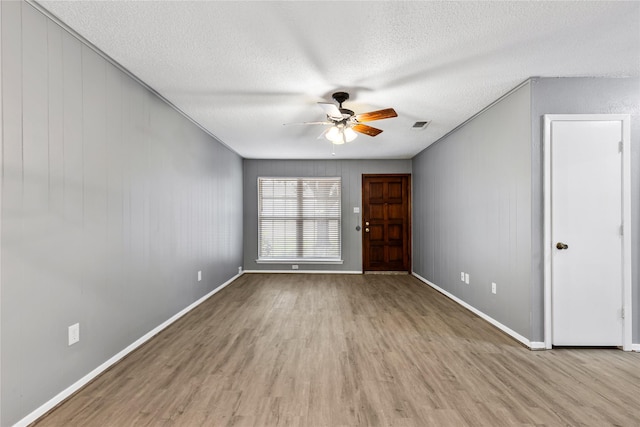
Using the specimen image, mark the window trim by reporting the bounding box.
[257,176,342,263]
[255,259,344,265]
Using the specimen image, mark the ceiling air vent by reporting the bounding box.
[412,120,431,130]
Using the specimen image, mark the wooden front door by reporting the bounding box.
[362,174,411,272]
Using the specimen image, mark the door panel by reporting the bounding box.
[388,224,402,240]
[388,182,402,199]
[369,225,384,241]
[370,205,384,220]
[389,246,403,262]
[551,120,623,346]
[388,204,403,219]
[362,174,411,272]
[369,182,384,199]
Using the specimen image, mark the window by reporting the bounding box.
[258,177,341,262]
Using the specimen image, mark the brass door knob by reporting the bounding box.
[556,242,569,250]
[365,228,370,233]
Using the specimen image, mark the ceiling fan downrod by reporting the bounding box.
[332,92,354,117]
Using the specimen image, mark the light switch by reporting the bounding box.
[353,207,360,214]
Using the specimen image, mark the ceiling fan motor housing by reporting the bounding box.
[332,91,350,105]
[332,92,354,118]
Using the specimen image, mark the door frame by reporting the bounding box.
[361,173,412,272]
[543,114,632,350]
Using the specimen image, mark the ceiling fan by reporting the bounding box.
[288,92,398,145]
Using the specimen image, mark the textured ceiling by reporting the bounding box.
[37,1,640,159]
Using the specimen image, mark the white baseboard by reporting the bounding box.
[412,272,539,350]
[14,272,243,427]
[529,341,546,350]
[243,270,362,274]
[632,344,640,352]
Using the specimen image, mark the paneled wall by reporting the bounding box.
[1,2,243,425]
[413,77,640,344]
[412,83,532,339]
[529,77,640,342]
[243,159,412,272]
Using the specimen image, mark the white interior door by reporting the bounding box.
[550,119,624,346]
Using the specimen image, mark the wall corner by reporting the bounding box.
[0,0,4,423]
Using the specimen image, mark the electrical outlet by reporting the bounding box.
[238,266,242,274]
[465,273,470,285]
[492,282,497,294]
[198,270,202,281]
[460,272,465,282]
[68,323,80,346]
[292,265,299,270]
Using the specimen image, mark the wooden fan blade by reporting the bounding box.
[355,108,397,122]
[353,124,383,137]
[318,102,343,120]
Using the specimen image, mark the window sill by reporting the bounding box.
[256,259,344,265]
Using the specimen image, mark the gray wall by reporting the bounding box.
[412,83,533,339]
[0,2,243,425]
[243,159,412,272]
[530,77,640,342]
[413,77,640,344]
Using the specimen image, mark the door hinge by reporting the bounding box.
[620,224,624,236]
[621,307,625,319]
[619,140,623,152]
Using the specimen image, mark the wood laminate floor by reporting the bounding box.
[34,274,640,426]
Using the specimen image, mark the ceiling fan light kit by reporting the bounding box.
[325,123,357,145]
[325,125,343,144]
[344,127,357,142]
[290,92,398,146]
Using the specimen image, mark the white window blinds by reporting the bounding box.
[258,177,341,261]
